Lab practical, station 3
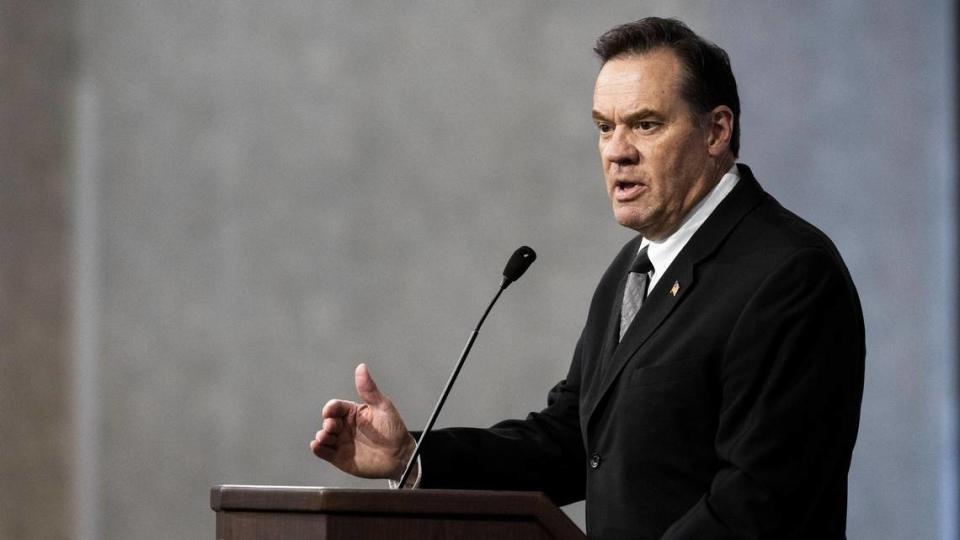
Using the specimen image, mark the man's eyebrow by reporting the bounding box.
[591,108,661,123]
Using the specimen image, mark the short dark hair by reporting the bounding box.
[594,17,740,156]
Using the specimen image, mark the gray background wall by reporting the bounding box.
[2,1,955,539]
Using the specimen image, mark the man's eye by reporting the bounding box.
[637,121,657,131]
[597,123,612,133]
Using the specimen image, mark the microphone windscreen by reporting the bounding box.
[502,246,537,282]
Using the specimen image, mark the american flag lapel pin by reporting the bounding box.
[669,281,680,296]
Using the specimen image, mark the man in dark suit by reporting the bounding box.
[311,17,864,539]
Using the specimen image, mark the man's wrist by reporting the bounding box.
[388,455,421,489]
[389,433,419,483]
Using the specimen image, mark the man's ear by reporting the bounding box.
[705,105,734,157]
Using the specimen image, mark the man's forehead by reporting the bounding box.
[592,53,685,116]
[594,49,684,93]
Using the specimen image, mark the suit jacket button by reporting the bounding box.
[589,453,601,469]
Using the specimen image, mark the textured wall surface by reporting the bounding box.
[35,1,956,538]
[0,1,75,538]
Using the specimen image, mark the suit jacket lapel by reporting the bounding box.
[584,164,768,429]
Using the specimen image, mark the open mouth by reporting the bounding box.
[614,180,645,201]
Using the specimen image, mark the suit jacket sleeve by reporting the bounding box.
[662,247,865,538]
[417,337,587,506]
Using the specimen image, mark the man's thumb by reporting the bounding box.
[355,363,386,407]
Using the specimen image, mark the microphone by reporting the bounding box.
[395,246,537,488]
[501,245,536,288]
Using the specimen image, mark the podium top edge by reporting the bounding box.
[210,485,551,512]
[210,485,585,539]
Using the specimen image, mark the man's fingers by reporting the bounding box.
[354,363,387,408]
[314,428,338,448]
[323,417,342,434]
[322,399,355,419]
[310,439,336,461]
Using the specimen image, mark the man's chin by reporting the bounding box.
[613,208,649,234]
[614,209,675,239]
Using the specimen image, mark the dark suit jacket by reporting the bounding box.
[419,165,865,539]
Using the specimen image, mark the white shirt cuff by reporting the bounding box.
[387,455,421,489]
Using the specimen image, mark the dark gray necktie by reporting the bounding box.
[619,246,653,341]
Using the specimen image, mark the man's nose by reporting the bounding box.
[602,126,639,165]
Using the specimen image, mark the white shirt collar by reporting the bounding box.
[640,163,740,292]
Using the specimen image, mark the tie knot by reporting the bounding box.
[630,247,653,275]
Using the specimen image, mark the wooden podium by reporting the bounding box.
[211,485,586,539]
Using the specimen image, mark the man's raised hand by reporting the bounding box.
[310,363,416,480]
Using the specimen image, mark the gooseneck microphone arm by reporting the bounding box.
[394,286,503,488]
[395,246,536,488]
